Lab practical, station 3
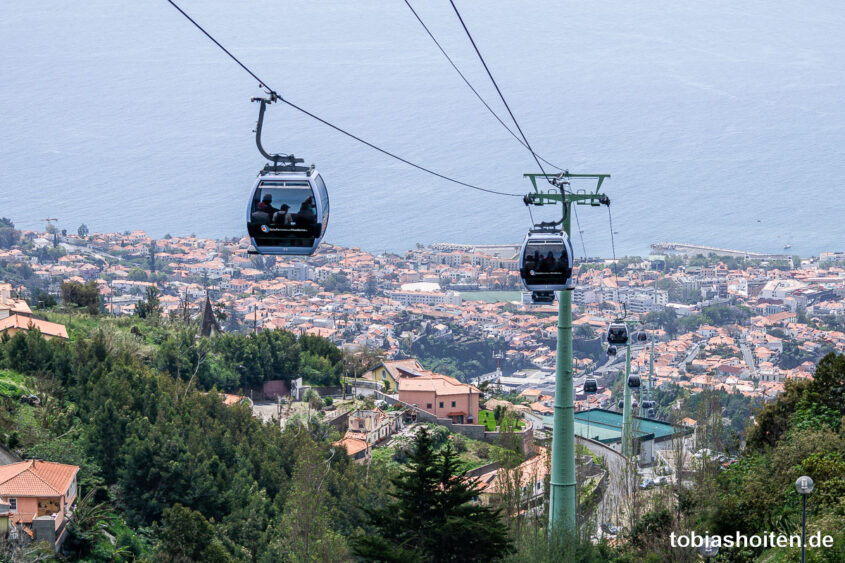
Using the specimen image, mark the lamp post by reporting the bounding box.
[795,475,814,563]
[698,537,719,560]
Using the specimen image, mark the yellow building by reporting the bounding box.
[362,358,425,392]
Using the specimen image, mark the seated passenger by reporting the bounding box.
[251,210,271,224]
[273,204,292,225]
[257,193,278,215]
[295,196,317,225]
[540,251,556,272]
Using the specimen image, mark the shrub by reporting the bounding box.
[453,434,467,453]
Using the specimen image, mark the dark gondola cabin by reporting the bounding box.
[519,232,574,293]
[607,322,628,345]
[627,374,641,388]
[647,408,656,418]
[618,400,624,410]
[607,345,617,357]
[247,168,329,256]
[642,400,656,410]
[636,331,648,342]
[583,378,598,394]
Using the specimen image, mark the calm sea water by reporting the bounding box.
[2,1,844,256]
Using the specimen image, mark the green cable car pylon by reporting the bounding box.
[523,172,610,533]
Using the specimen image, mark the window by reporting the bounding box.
[8,498,16,511]
[66,478,77,504]
[439,402,444,408]
[314,174,330,219]
[251,180,317,228]
[451,401,456,407]
[426,404,432,409]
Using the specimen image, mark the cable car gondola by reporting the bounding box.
[627,374,641,388]
[519,231,575,301]
[246,95,329,256]
[583,378,598,394]
[607,322,629,346]
[642,400,656,410]
[607,345,617,357]
[617,400,624,410]
[636,330,648,342]
[647,408,656,418]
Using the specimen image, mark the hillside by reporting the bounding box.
[0,310,843,561]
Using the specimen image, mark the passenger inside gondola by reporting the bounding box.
[258,193,277,214]
[540,251,556,272]
[273,204,292,225]
[523,253,537,271]
[296,196,317,225]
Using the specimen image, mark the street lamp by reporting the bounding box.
[698,537,719,560]
[795,475,814,563]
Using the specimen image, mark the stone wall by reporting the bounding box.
[374,391,533,455]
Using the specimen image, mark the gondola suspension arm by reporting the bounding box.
[251,94,309,173]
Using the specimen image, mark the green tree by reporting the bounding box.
[32,289,57,309]
[263,439,348,562]
[353,426,514,562]
[127,268,148,281]
[61,280,100,315]
[156,503,233,562]
[77,223,89,238]
[135,285,161,319]
[0,217,20,249]
[63,488,113,559]
[149,240,157,273]
[46,222,59,247]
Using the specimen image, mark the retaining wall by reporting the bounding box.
[374,391,533,455]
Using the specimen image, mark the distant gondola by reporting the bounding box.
[607,322,628,346]
[583,378,598,394]
[627,374,641,388]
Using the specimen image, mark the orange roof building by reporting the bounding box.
[0,460,79,550]
[399,373,480,425]
[0,314,68,340]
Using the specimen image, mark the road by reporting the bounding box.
[740,342,756,378]
[681,343,700,367]
[576,437,632,539]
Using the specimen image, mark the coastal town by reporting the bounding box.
[2,224,843,413]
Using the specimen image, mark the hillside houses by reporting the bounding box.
[2,227,842,409]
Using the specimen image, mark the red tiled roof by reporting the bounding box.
[399,373,480,396]
[0,315,68,339]
[0,460,78,497]
[335,437,368,456]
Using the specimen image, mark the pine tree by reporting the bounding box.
[353,426,514,562]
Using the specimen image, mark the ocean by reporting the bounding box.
[1,0,844,257]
